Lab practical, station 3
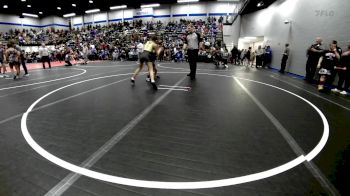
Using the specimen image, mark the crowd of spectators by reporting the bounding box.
[0,17,273,72]
[0,17,225,64]
[230,45,273,69]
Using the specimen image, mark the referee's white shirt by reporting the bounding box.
[39,47,49,57]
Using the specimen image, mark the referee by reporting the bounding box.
[184,24,203,80]
[39,43,51,69]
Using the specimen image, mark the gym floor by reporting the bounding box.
[0,61,349,196]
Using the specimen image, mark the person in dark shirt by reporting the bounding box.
[328,40,343,85]
[231,45,239,65]
[305,37,324,83]
[19,50,29,76]
[279,43,290,73]
[331,42,350,95]
[237,49,242,65]
[263,46,272,69]
[317,43,340,92]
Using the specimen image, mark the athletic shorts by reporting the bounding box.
[140,51,156,64]
[149,53,157,62]
[9,61,19,69]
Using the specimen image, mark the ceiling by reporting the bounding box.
[240,0,278,15]
[0,0,180,18]
[0,0,275,18]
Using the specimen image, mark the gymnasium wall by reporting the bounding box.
[223,15,241,50]
[0,14,41,32]
[238,0,350,76]
[71,2,238,26]
[0,14,69,32]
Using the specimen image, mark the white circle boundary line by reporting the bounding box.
[0,68,87,91]
[157,64,247,72]
[20,72,329,189]
[76,62,138,68]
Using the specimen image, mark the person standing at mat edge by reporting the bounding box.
[316,42,340,92]
[331,41,350,95]
[0,43,7,77]
[305,37,324,83]
[183,24,203,80]
[39,43,51,69]
[279,43,290,73]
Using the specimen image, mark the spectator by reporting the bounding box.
[317,42,340,92]
[305,37,324,83]
[331,42,350,95]
[221,45,229,68]
[231,45,239,65]
[0,43,7,76]
[328,40,343,84]
[255,45,264,68]
[263,45,272,69]
[279,43,290,73]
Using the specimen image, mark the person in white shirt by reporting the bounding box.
[255,45,264,68]
[112,49,118,61]
[220,46,229,68]
[39,43,51,69]
[137,41,144,62]
[82,43,89,64]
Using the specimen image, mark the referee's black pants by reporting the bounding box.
[42,56,51,69]
[187,49,199,79]
[305,59,318,82]
[280,55,288,73]
[21,60,28,74]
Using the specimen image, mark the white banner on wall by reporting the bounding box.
[135,8,154,16]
